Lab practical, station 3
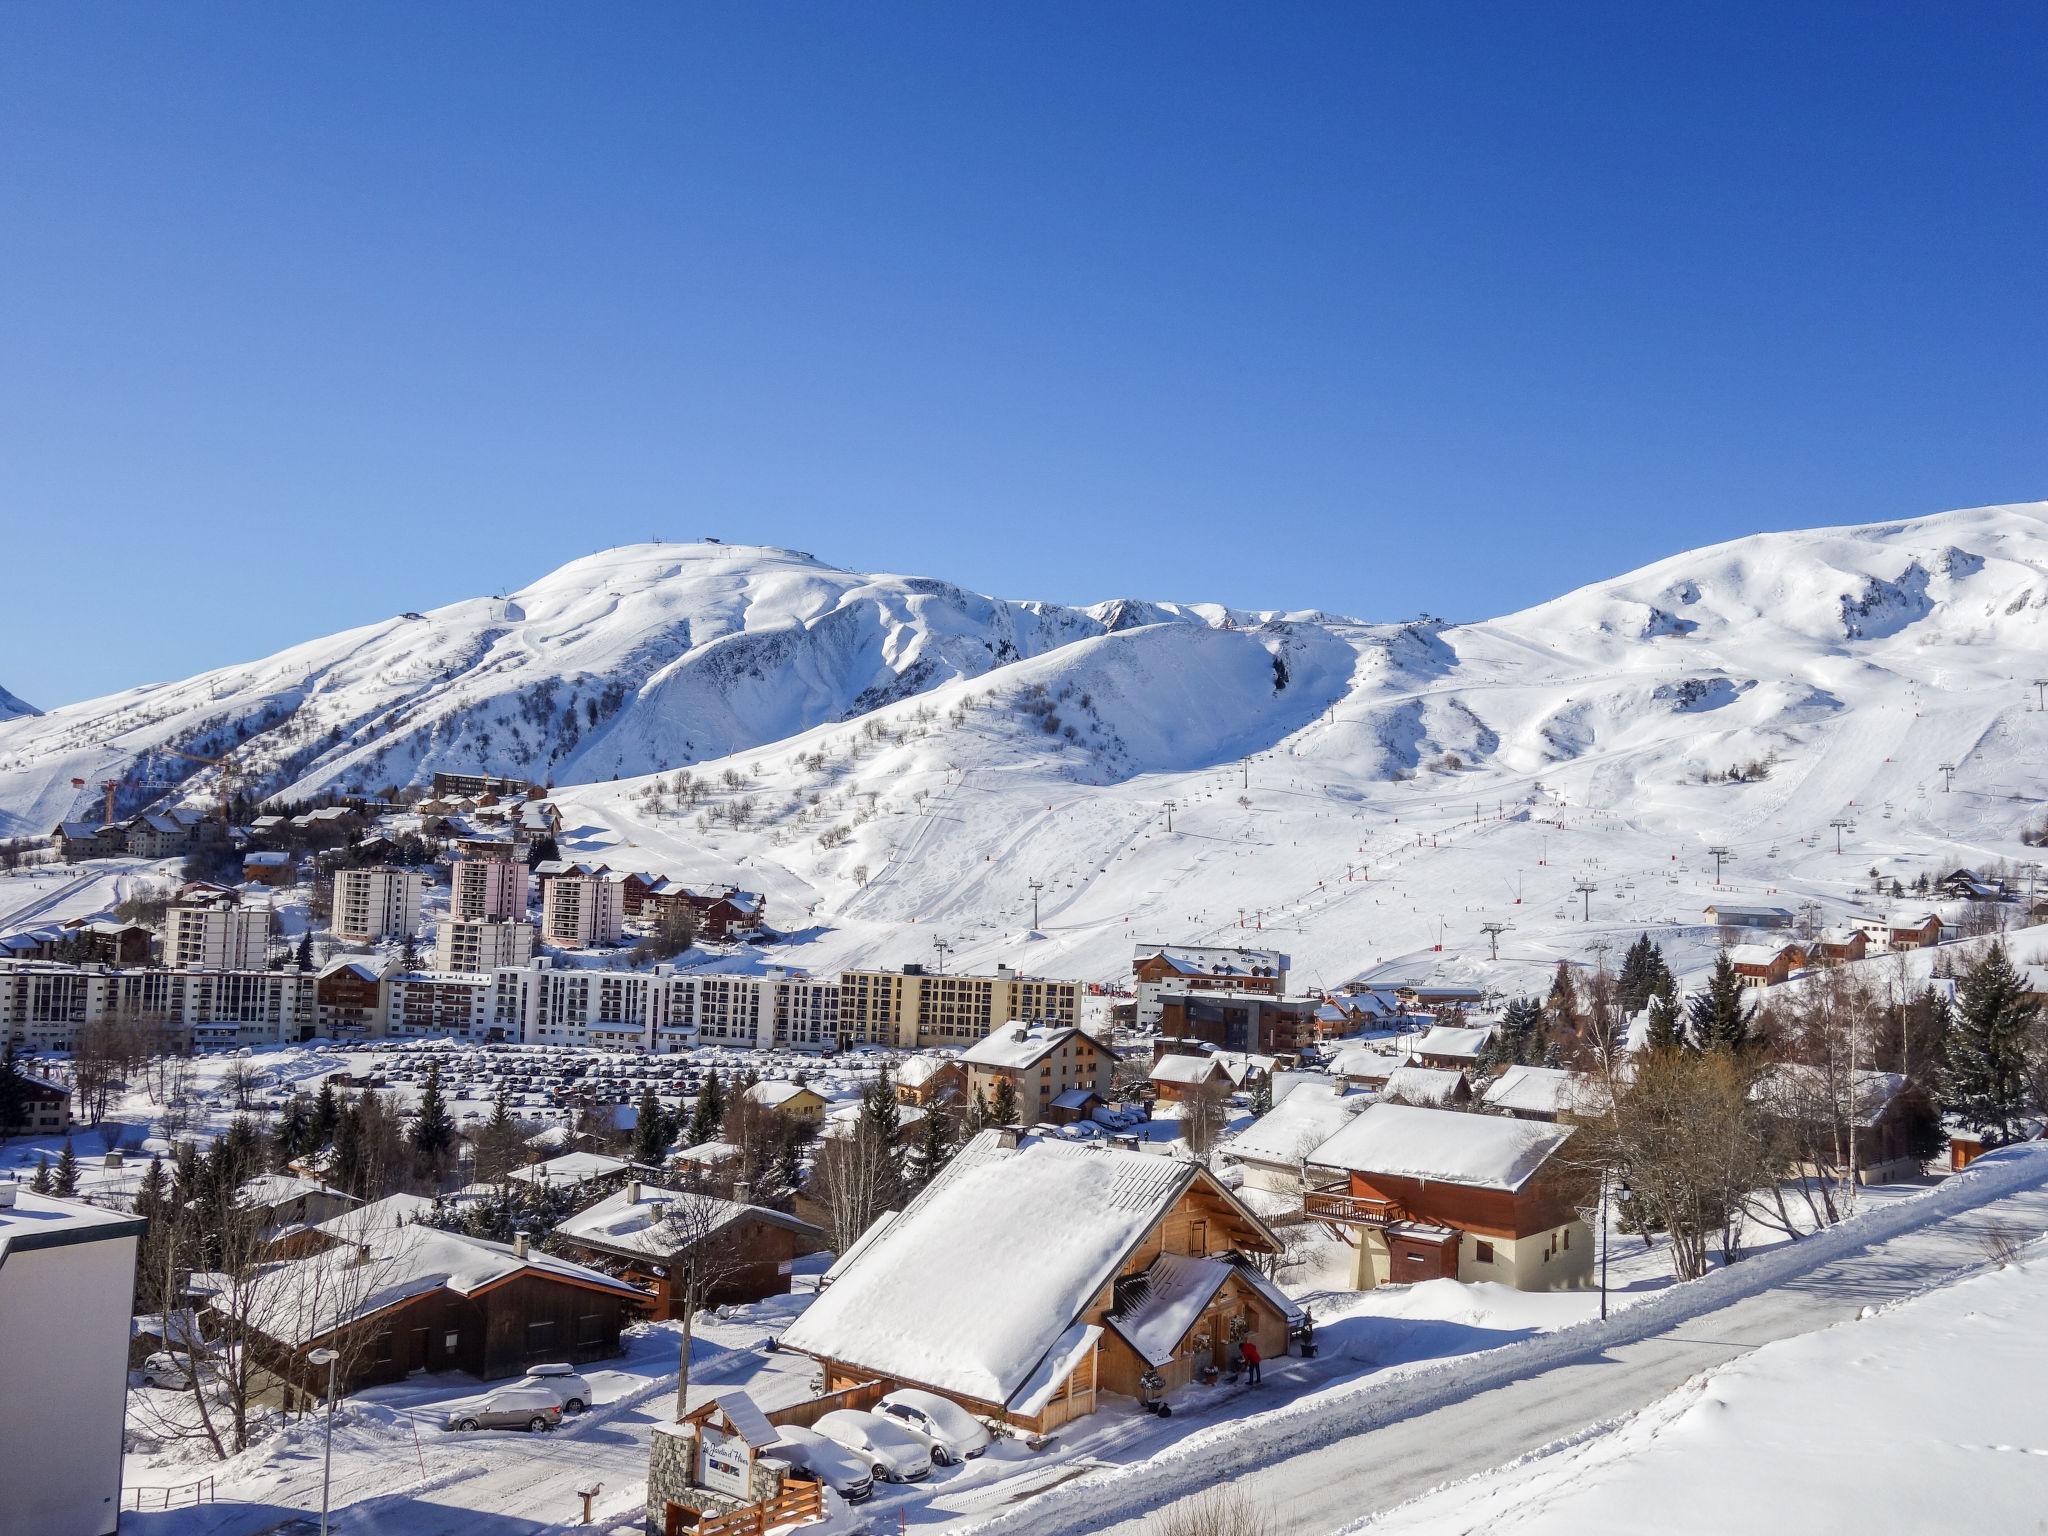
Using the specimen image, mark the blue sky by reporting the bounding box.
[5,4,2046,707]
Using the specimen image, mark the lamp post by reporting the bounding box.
[307,1346,340,1536]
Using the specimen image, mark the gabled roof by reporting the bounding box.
[1412,1024,1495,1060]
[1481,1065,1594,1118]
[1150,1054,1231,1087]
[556,1183,820,1261]
[779,1131,1278,1412]
[1727,943,1802,966]
[1309,1102,1572,1192]
[1382,1065,1469,1108]
[961,1022,1111,1071]
[1224,1081,1364,1167]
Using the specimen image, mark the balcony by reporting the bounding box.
[1303,1188,1408,1228]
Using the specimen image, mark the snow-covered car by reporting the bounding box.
[141,1351,218,1391]
[767,1426,874,1502]
[876,1388,992,1464]
[442,1385,563,1433]
[520,1363,593,1413]
[813,1408,933,1482]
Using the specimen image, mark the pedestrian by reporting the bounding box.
[1241,1339,1261,1385]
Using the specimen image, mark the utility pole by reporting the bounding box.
[1480,921,1510,961]
[1574,879,1597,922]
[1163,800,1176,833]
[1242,759,1250,791]
[1028,880,1043,932]
[2034,679,2048,711]
[1707,845,1731,885]
[1829,817,1850,855]
[1938,762,1956,792]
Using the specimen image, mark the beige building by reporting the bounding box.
[960,1021,1117,1125]
[165,895,271,970]
[541,873,625,949]
[840,963,1079,1048]
[332,866,428,944]
[451,858,530,923]
[434,916,536,973]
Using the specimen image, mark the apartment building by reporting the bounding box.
[434,916,536,973]
[541,872,625,949]
[0,1184,147,1536]
[961,1021,1118,1125]
[451,858,530,923]
[165,893,272,970]
[839,963,1080,1048]
[1132,943,1291,1029]
[387,972,496,1040]
[0,962,324,1053]
[333,866,428,944]
[678,968,839,1051]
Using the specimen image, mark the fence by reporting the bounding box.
[126,1475,216,1510]
[765,1378,885,1430]
[691,1480,826,1536]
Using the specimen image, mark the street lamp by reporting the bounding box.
[307,1346,340,1536]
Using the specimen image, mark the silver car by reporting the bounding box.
[443,1385,564,1433]
[521,1362,593,1414]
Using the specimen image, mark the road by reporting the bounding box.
[965,1148,2048,1536]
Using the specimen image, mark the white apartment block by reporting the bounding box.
[541,873,625,949]
[451,858,530,922]
[0,1183,146,1536]
[333,866,428,943]
[434,916,536,973]
[165,897,272,970]
[0,962,319,1053]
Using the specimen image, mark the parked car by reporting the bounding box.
[767,1426,875,1503]
[442,1386,564,1433]
[813,1409,933,1483]
[141,1352,217,1391]
[876,1388,992,1465]
[521,1363,593,1413]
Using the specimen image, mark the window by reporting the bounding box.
[444,1330,460,1352]
[577,1313,604,1346]
[1473,1241,1495,1264]
[1562,1228,1570,1251]
[526,1321,558,1356]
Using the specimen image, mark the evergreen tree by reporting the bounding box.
[1499,996,1545,1066]
[53,1137,79,1196]
[277,1094,313,1164]
[30,1154,52,1193]
[399,931,421,972]
[409,1062,455,1180]
[772,1125,805,1201]
[1249,1072,1274,1117]
[1616,935,1657,1015]
[1686,953,1758,1051]
[988,1075,1020,1127]
[312,1081,342,1148]
[1643,972,1683,1052]
[332,1102,367,1194]
[631,1087,671,1168]
[475,1087,525,1185]
[1544,961,1582,1043]
[1943,941,2039,1146]
[964,1086,990,1138]
[136,1154,168,1223]
[294,931,314,969]
[0,1039,29,1136]
[908,1107,954,1192]
[860,1066,902,1145]
[686,1071,725,1147]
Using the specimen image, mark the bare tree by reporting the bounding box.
[1179,1080,1232,1164]
[1150,1487,1272,1536]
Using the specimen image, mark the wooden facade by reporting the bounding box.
[559,1214,818,1320]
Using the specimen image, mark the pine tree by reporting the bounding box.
[908,1107,955,1192]
[332,1102,367,1194]
[1500,996,1545,1066]
[399,931,421,972]
[295,931,314,969]
[860,1067,901,1145]
[312,1081,341,1148]
[631,1088,671,1168]
[772,1127,805,1201]
[277,1095,313,1164]
[988,1075,1020,1127]
[964,1086,990,1138]
[1687,952,1758,1051]
[0,1040,29,1136]
[476,1087,524,1185]
[1616,935,1657,1015]
[1643,972,1683,1051]
[409,1062,455,1180]
[136,1153,167,1223]
[1249,1072,1274,1117]
[1544,961,1581,1043]
[1943,940,2039,1145]
[30,1154,52,1193]
[53,1137,79,1196]
[687,1071,726,1147]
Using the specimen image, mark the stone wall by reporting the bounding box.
[643,1423,791,1533]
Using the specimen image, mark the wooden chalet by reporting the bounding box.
[1808,927,1869,967]
[1408,1023,1495,1070]
[893,1055,968,1109]
[741,1081,829,1124]
[1305,1104,1591,1291]
[1154,992,1316,1058]
[779,1130,1299,1433]
[1147,1050,1233,1101]
[1727,941,1805,988]
[243,1227,648,1397]
[961,1022,1117,1126]
[554,1182,824,1317]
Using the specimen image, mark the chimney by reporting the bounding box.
[513,1231,530,1260]
[993,1127,1021,1151]
[628,1180,642,1205]
[0,1180,16,1208]
[732,1179,752,1207]
[649,1200,667,1224]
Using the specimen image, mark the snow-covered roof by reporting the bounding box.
[1382,1065,1469,1108]
[1326,1044,1406,1081]
[236,1173,348,1212]
[896,1055,961,1089]
[253,1223,648,1347]
[1104,1253,1237,1368]
[1211,1051,1279,1085]
[1150,1054,1231,1087]
[1309,1103,1572,1192]
[508,1151,641,1186]
[1481,1065,1594,1119]
[780,1131,1274,1411]
[1223,1081,1365,1167]
[1727,943,1801,966]
[1412,1024,1495,1060]
[1136,944,1290,977]
[556,1183,818,1260]
[1704,904,1795,920]
[310,1191,436,1240]
[744,1080,822,1108]
[960,1021,1107,1071]
[244,851,291,867]
[694,1390,779,1449]
[1752,1066,1912,1127]
[0,1187,143,1264]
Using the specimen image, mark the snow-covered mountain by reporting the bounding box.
[0,686,34,722]
[6,503,2048,995]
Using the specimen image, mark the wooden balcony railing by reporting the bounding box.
[1303,1189,1408,1227]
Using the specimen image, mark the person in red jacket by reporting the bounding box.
[1240,1339,1262,1385]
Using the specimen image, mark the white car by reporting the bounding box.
[521,1362,593,1414]
[767,1426,875,1502]
[813,1408,933,1483]
[141,1352,218,1391]
[876,1388,992,1464]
